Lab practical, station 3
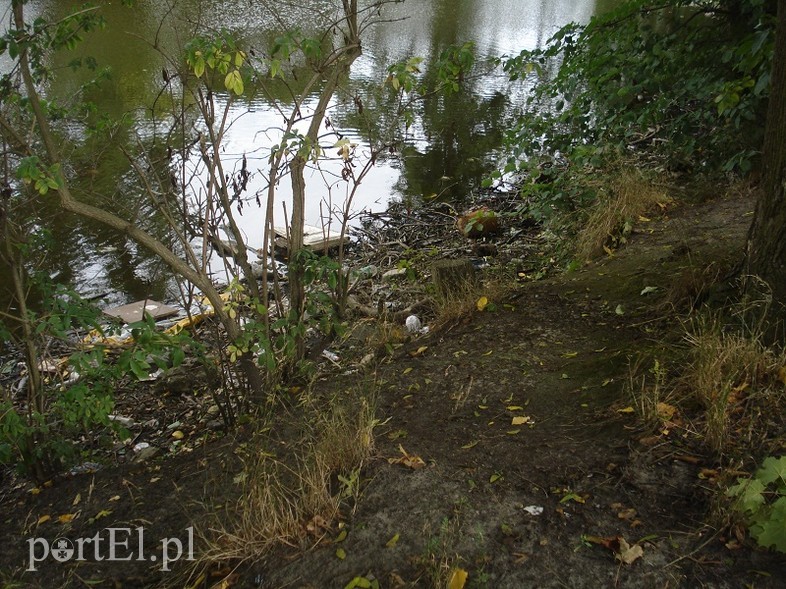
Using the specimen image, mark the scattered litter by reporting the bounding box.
[523,505,544,516]
[273,225,349,253]
[68,462,102,476]
[405,315,422,333]
[108,414,135,428]
[322,350,340,363]
[103,300,179,323]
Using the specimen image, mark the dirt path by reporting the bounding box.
[2,190,783,588]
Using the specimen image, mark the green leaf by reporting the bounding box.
[757,456,786,486]
[224,70,244,95]
[727,478,767,515]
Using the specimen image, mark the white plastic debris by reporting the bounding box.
[523,505,544,516]
[108,414,135,428]
[405,315,422,333]
[132,442,150,453]
[322,350,340,363]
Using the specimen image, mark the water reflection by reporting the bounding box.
[1,0,602,306]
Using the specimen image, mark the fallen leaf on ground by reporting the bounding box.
[58,513,77,524]
[461,440,479,449]
[344,576,376,589]
[617,406,635,414]
[335,548,346,560]
[511,416,530,426]
[388,445,426,469]
[616,537,644,564]
[476,296,488,311]
[386,533,400,548]
[656,402,677,420]
[409,346,428,358]
[448,568,468,589]
[37,515,50,525]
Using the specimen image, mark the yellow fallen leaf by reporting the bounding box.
[172,430,184,440]
[511,416,530,426]
[37,515,51,525]
[476,296,489,311]
[638,215,651,222]
[461,440,479,449]
[94,509,112,520]
[388,444,426,469]
[109,495,121,502]
[506,405,524,411]
[335,529,348,543]
[561,352,578,358]
[29,487,41,495]
[386,533,400,548]
[490,472,503,483]
[58,513,76,524]
[335,547,346,560]
[656,402,676,420]
[409,346,428,357]
[778,366,786,386]
[403,367,413,375]
[603,244,615,256]
[507,429,521,435]
[72,493,81,506]
[448,567,469,589]
[617,406,635,414]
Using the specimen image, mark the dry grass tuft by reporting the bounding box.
[431,279,511,332]
[315,394,376,474]
[198,451,339,566]
[628,357,673,428]
[575,169,670,260]
[682,314,786,455]
[195,391,377,574]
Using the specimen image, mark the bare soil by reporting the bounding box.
[2,189,784,588]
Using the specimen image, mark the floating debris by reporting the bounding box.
[103,300,179,323]
[273,225,349,253]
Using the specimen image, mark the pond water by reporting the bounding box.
[1,0,612,306]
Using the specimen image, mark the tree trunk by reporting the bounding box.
[746,0,786,342]
[287,4,362,360]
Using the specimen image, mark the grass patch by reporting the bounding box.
[194,389,377,577]
[681,313,786,457]
[431,277,510,332]
[575,168,670,261]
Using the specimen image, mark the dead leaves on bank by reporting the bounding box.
[387,444,426,469]
[584,534,645,565]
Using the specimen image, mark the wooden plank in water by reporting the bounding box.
[273,225,348,253]
[104,300,180,323]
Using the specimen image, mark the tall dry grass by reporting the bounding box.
[575,169,670,260]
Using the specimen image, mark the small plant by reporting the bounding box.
[628,358,670,427]
[726,456,786,553]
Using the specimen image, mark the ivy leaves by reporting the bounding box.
[727,455,786,553]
